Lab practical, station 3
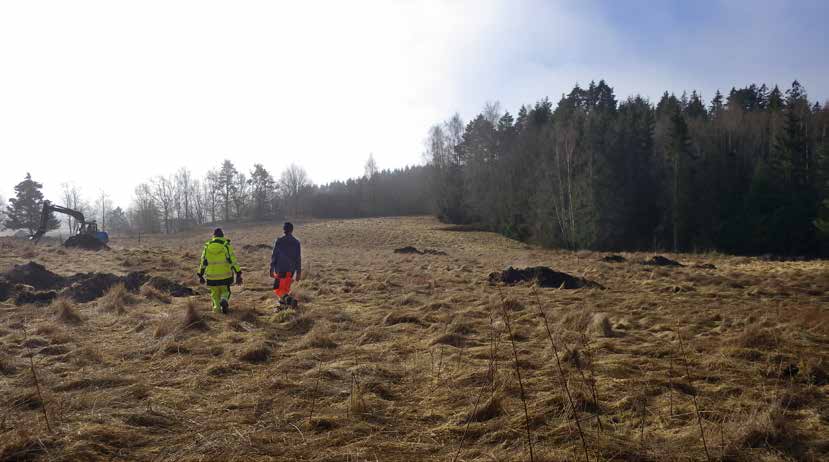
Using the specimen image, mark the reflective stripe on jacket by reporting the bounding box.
[198,237,241,281]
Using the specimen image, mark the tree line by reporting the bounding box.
[5,79,827,256]
[126,159,431,233]
[2,158,431,236]
[127,161,313,234]
[427,80,829,256]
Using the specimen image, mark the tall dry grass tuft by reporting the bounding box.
[21,325,52,433]
[141,285,171,304]
[181,299,208,331]
[308,358,324,429]
[239,343,271,363]
[304,325,338,349]
[453,383,488,462]
[454,304,502,462]
[153,301,206,338]
[348,376,369,418]
[498,287,534,462]
[53,296,82,325]
[723,402,794,456]
[532,287,591,461]
[0,351,17,376]
[677,328,712,462]
[99,283,138,313]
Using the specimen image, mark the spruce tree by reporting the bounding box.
[684,90,707,119]
[666,110,693,251]
[709,90,724,118]
[767,85,784,112]
[4,173,59,234]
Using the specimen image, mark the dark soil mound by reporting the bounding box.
[0,279,13,301]
[144,276,195,297]
[3,262,193,305]
[242,244,272,251]
[601,255,626,263]
[489,266,603,289]
[123,271,151,291]
[394,246,447,256]
[643,256,683,267]
[15,289,58,305]
[64,273,124,303]
[394,246,422,254]
[64,234,109,251]
[3,261,66,290]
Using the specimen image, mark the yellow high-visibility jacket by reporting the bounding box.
[198,237,241,286]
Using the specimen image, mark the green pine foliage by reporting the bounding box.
[428,80,829,256]
[4,173,59,234]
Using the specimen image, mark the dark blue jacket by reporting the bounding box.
[270,234,301,274]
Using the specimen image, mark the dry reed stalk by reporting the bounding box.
[530,287,590,462]
[668,349,674,419]
[497,287,534,462]
[308,357,323,428]
[455,343,465,373]
[488,306,498,385]
[433,321,450,388]
[676,328,712,462]
[348,373,354,420]
[452,382,487,462]
[22,324,52,433]
[638,366,647,450]
[580,335,603,431]
[576,332,604,457]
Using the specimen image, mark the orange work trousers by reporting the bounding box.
[273,272,293,297]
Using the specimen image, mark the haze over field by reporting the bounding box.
[2,0,828,206]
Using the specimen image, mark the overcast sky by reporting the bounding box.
[1,0,827,207]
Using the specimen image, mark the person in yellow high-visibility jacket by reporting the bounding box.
[197,228,242,314]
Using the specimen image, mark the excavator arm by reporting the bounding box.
[30,200,87,243]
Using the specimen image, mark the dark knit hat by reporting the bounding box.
[213,228,224,237]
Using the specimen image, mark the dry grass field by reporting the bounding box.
[1,216,828,461]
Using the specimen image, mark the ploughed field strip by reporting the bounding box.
[1,217,827,461]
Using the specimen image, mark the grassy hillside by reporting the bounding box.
[1,217,827,461]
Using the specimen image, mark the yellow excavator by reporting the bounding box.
[30,200,109,245]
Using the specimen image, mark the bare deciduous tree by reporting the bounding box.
[96,190,111,231]
[482,100,502,125]
[60,183,85,234]
[280,164,310,216]
[130,183,161,234]
[151,176,175,233]
[364,154,378,179]
[175,167,194,226]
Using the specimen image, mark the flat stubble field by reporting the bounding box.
[1,216,828,461]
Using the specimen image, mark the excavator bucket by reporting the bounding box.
[29,229,46,243]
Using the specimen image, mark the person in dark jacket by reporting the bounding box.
[270,222,301,307]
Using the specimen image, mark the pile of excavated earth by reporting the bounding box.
[63,234,109,251]
[488,265,604,289]
[393,246,448,255]
[0,261,192,306]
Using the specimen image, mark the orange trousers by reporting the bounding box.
[273,272,293,297]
